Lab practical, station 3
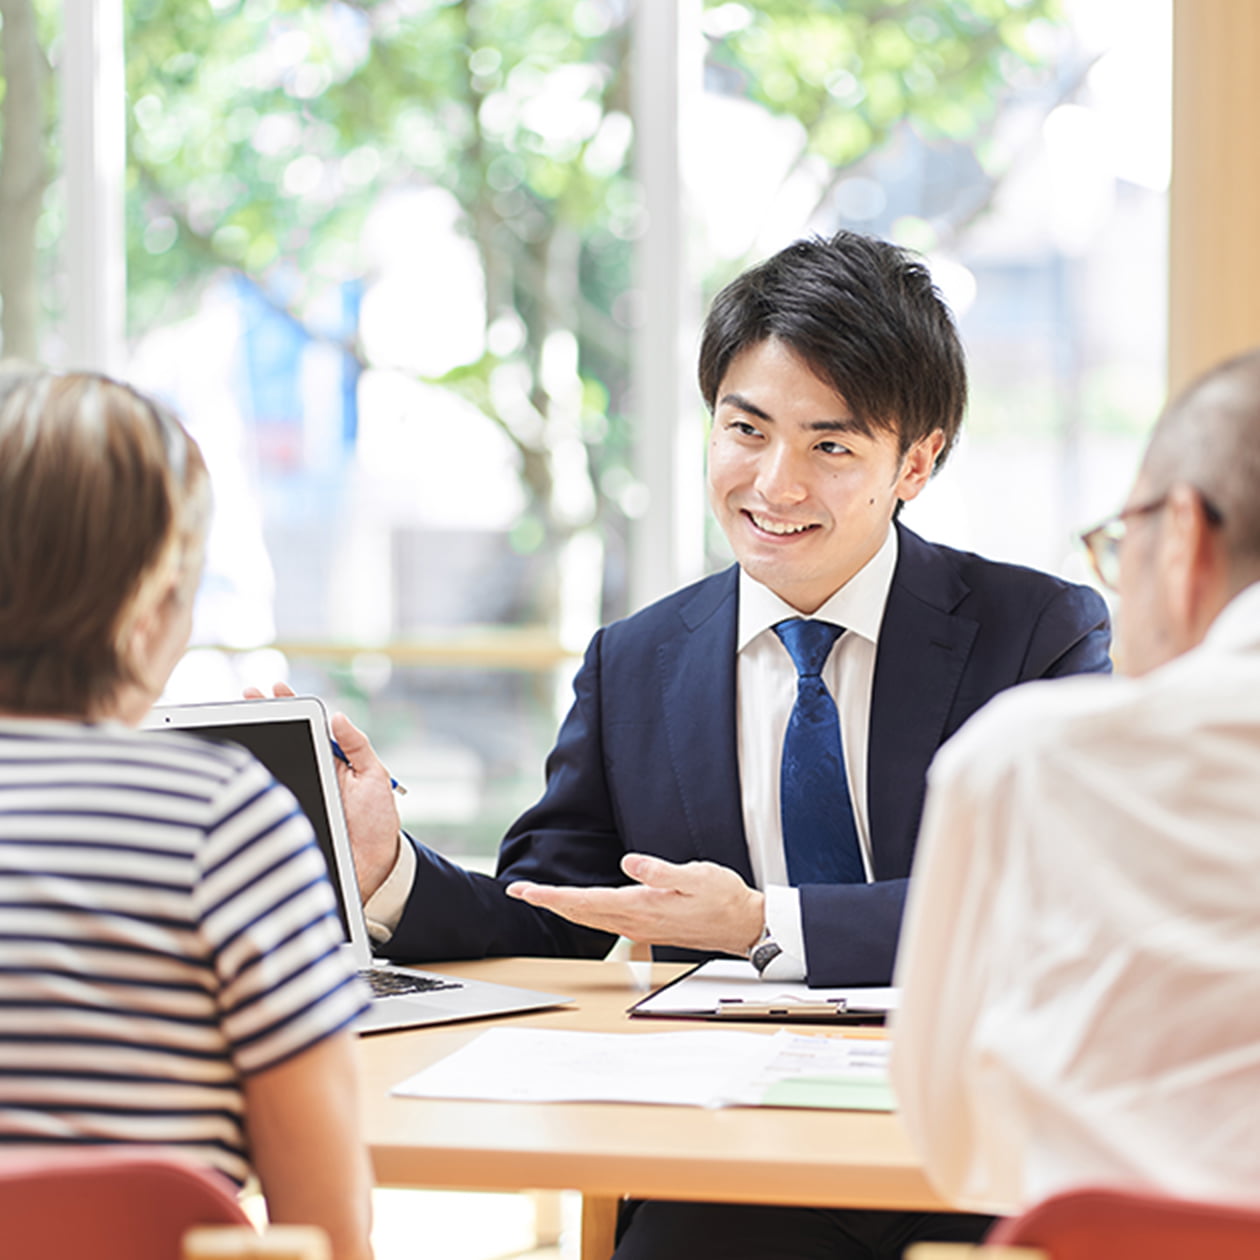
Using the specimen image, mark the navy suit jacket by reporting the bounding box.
[387,525,1111,985]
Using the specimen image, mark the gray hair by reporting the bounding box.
[1141,348,1260,579]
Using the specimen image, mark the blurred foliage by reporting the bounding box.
[4,0,1063,615]
[122,0,1061,333]
[0,0,60,356]
[125,0,637,621]
[0,0,60,107]
[711,0,1061,163]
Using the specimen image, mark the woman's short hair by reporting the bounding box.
[0,372,209,716]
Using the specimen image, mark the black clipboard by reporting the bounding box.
[627,960,892,1025]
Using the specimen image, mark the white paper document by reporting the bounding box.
[723,1028,893,1111]
[628,958,899,1021]
[391,1026,892,1111]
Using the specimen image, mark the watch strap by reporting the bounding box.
[750,930,784,976]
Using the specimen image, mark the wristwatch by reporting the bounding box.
[749,926,783,976]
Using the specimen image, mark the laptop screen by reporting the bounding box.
[176,718,353,936]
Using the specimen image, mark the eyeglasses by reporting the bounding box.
[1079,491,1224,591]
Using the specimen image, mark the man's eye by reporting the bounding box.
[729,420,761,437]
[816,440,851,455]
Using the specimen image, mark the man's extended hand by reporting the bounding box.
[505,854,765,957]
[244,682,401,903]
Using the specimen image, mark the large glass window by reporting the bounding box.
[120,2,641,861]
[693,0,1169,583]
[2,0,1168,865]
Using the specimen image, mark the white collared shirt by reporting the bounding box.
[891,581,1260,1214]
[738,526,898,978]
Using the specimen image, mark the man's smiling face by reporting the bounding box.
[706,336,942,614]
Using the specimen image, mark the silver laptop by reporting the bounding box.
[143,696,572,1034]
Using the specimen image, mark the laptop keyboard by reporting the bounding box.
[365,969,464,998]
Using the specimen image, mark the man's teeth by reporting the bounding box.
[750,513,813,536]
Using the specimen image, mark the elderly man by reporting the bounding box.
[893,347,1260,1216]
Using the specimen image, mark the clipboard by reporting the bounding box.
[627,959,897,1025]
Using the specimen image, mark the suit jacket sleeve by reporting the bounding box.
[384,633,620,963]
[798,578,1111,987]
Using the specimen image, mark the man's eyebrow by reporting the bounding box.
[804,417,867,435]
[717,391,872,437]
[718,391,774,422]
[717,393,865,433]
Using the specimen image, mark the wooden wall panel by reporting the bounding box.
[1170,1,1260,395]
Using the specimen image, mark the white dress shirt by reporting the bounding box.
[891,581,1260,1215]
[364,826,415,943]
[738,526,897,979]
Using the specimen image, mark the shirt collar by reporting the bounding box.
[737,525,899,652]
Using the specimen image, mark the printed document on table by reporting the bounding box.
[724,1029,894,1111]
[391,1027,893,1111]
[628,958,899,1021]
[391,1027,774,1106]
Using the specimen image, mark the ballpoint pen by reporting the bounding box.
[330,738,407,795]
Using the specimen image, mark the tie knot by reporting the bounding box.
[774,619,844,678]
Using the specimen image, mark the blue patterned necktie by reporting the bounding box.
[773,618,865,885]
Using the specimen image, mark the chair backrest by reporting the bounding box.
[0,1147,251,1260]
[986,1186,1260,1260]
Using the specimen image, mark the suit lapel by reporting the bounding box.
[868,527,978,877]
[656,566,754,883]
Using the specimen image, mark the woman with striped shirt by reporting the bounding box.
[0,373,374,1260]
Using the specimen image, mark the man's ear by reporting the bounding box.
[1159,483,1229,652]
[894,429,946,503]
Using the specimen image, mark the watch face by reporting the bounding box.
[751,940,784,974]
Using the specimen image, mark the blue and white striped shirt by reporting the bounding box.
[0,718,369,1185]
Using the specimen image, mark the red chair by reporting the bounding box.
[991,1186,1260,1259]
[909,1186,1260,1260]
[0,1147,328,1260]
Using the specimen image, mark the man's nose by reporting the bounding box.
[755,443,809,504]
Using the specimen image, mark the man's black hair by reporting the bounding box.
[697,230,967,470]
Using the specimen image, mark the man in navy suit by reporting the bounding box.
[343,231,1109,983]
[324,230,1111,1259]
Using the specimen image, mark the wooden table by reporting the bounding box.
[356,957,945,1257]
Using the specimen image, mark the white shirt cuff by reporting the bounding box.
[364,833,416,944]
[760,885,807,981]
